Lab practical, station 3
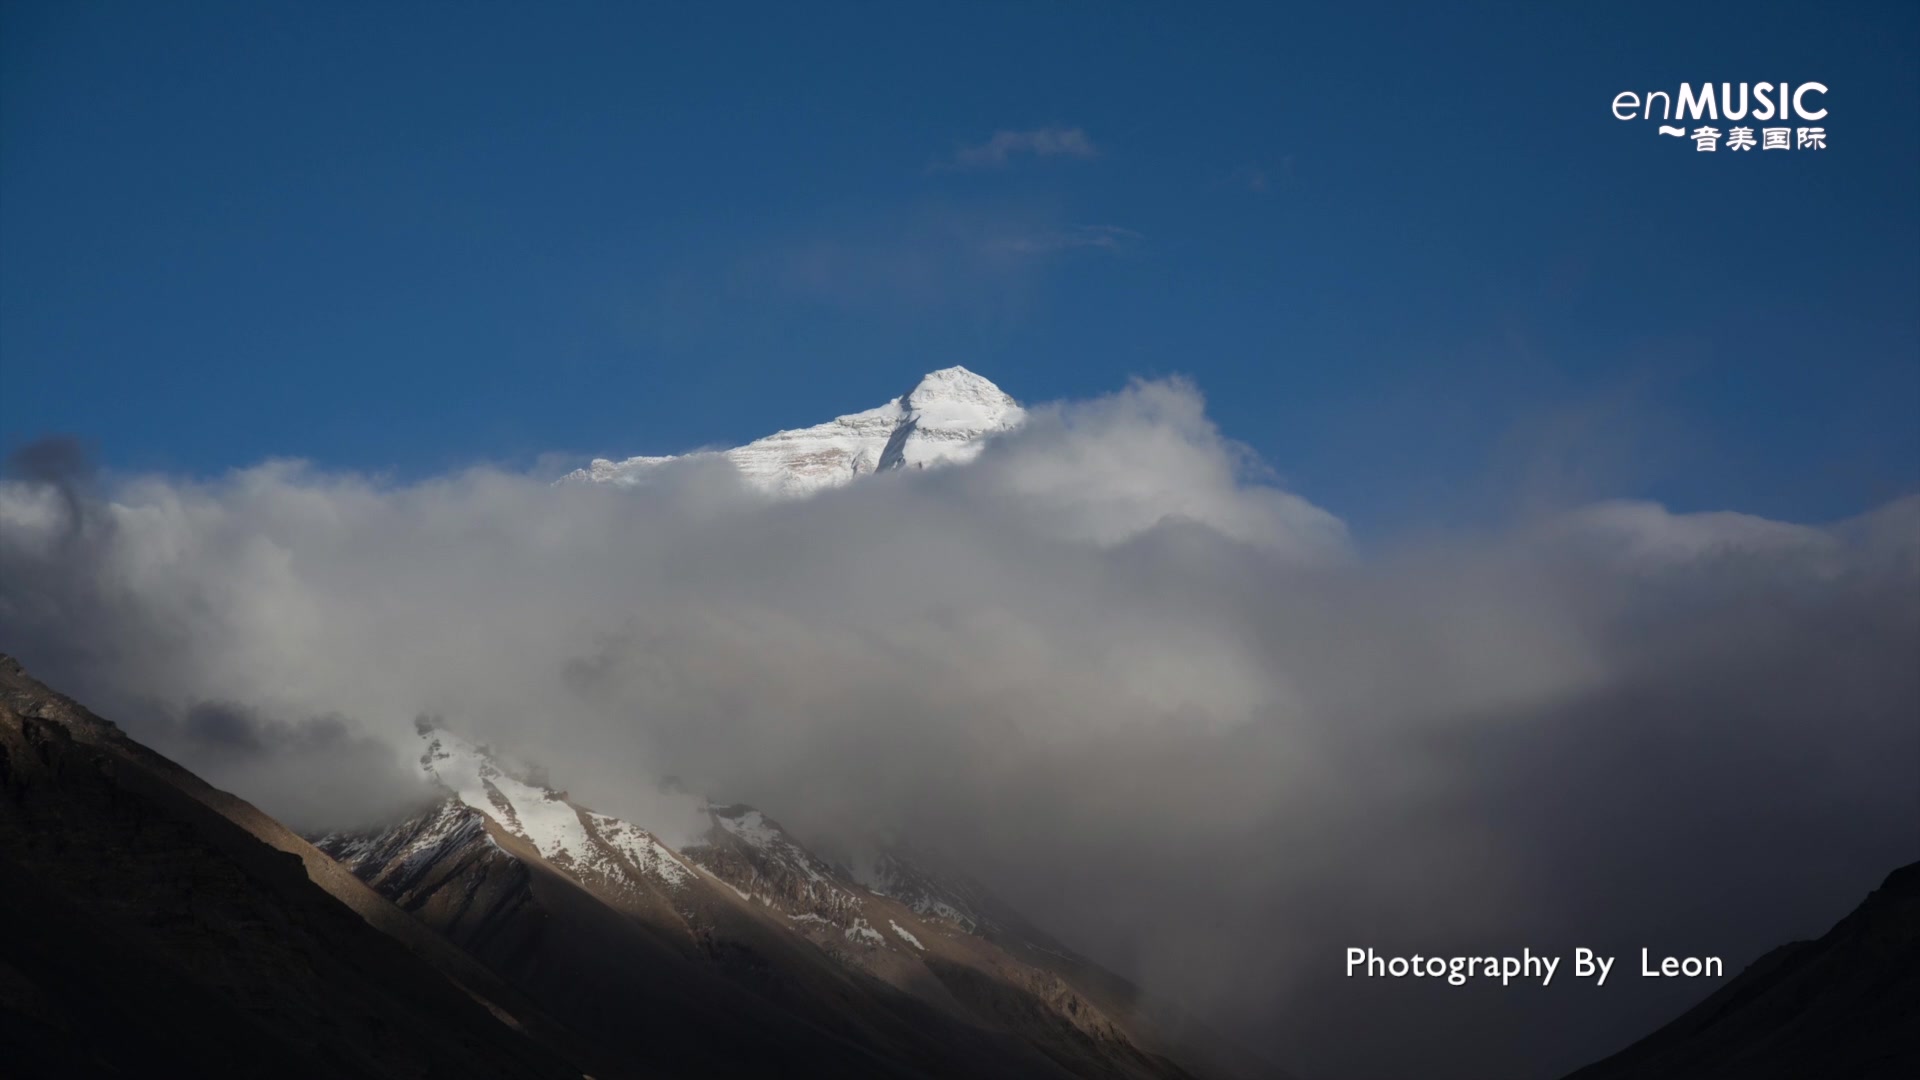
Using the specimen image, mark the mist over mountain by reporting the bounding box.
[2,370,1916,1079]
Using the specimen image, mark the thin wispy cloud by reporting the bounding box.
[1221,156,1294,195]
[942,126,1099,170]
[1228,164,1270,193]
[981,223,1142,256]
[734,212,1140,310]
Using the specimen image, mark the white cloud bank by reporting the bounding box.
[2,376,1915,1080]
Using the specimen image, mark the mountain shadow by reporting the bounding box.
[1565,859,1920,1079]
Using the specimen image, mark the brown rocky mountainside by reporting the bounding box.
[312,723,1279,1080]
[1565,859,1920,1079]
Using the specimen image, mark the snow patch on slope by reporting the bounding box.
[421,729,588,866]
[314,797,504,888]
[716,807,784,850]
[845,918,887,948]
[589,812,693,887]
[418,727,695,889]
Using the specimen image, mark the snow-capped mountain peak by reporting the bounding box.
[900,365,1023,433]
[409,725,694,888]
[566,365,1023,496]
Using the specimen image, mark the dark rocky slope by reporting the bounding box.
[1566,859,1920,1079]
[0,655,587,1079]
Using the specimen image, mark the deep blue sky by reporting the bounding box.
[4,2,1915,536]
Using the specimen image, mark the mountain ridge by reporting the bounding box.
[313,720,1283,1080]
[1564,859,1920,1079]
[0,654,595,1079]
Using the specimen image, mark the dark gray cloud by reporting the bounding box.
[6,435,97,541]
[0,381,1914,1079]
[165,701,432,830]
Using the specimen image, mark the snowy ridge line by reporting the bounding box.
[416,727,694,894]
[402,723,1049,970]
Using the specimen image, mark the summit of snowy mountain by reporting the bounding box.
[565,366,1024,496]
[399,725,695,888]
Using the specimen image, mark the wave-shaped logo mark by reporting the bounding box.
[1657,126,1686,137]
